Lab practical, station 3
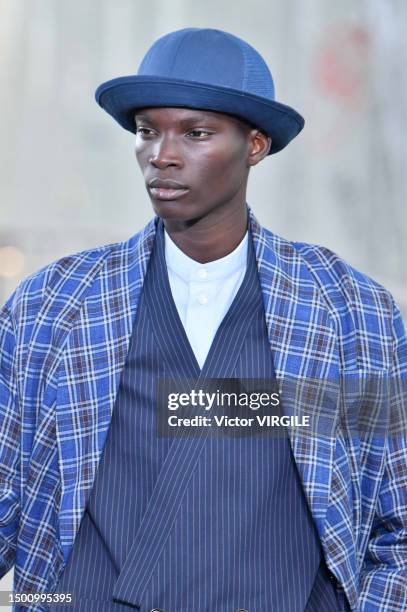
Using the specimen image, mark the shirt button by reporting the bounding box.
[197,268,208,279]
[197,294,208,305]
[150,609,163,612]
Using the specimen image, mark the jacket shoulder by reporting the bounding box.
[2,235,136,329]
[292,240,393,317]
[289,239,400,370]
[4,243,111,314]
[2,218,156,349]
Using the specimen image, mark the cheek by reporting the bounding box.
[196,147,246,189]
[134,139,150,168]
[135,152,149,176]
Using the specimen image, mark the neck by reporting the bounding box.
[162,202,249,263]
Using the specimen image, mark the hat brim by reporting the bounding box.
[95,75,304,155]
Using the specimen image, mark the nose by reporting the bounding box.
[149,134,183,169]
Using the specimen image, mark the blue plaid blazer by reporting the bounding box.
[0,207,406,611]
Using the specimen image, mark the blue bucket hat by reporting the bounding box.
[95,28,304,155]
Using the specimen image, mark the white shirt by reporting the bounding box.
[164,229,248,369]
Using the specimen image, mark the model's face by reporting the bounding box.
[134,107,270,221]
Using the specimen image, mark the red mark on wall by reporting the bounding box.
[314,24,370,110]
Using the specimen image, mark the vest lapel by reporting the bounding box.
[142,218,201,378]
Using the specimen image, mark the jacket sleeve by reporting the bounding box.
[359,299,407,611]
[0,301,20,578]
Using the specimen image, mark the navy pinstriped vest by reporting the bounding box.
[52,219,342,611]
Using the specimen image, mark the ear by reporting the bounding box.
[247,130,272,166]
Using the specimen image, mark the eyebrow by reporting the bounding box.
[134,112,221,127]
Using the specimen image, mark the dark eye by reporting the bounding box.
[136,126,155,136]
[187,129,213,138]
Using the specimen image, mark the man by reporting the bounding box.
[0,27,406,612]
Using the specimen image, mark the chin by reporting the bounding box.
[150,199,204,222]
[152,201,186,218]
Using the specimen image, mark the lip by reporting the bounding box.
[149,187,190,201]
[148,178,190,201]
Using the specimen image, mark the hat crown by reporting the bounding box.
[138,28,275,100]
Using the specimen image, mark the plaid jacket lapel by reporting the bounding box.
[248,209,349,571]
[55,218,157,562]
[250,206,360,610]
